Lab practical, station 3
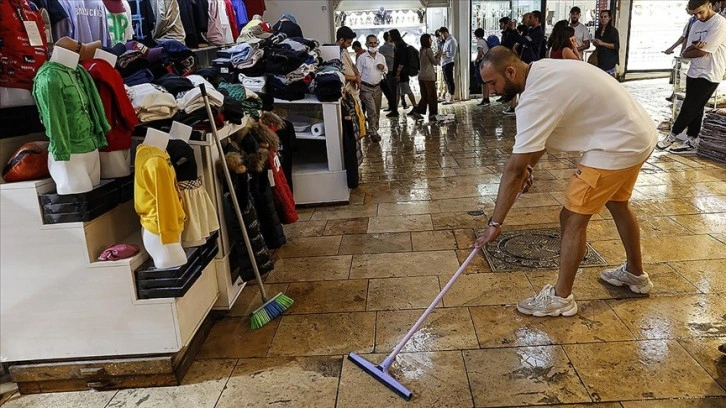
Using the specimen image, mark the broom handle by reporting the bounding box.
[200,84,269,302]
[380,248,480,370]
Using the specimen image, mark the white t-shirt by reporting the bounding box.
[571,23,591,47]
[476,38,489,59]
[687,13,726,83]
[512,59,657,170]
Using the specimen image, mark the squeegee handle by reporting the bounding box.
[380,248,480,369]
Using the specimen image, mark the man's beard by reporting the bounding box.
[571,17,579,24]
[498,77,520,103]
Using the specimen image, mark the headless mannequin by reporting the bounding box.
[94,48,132,179]
[169,121,192,144]
[140,128,187,269]
[47,46,101,195]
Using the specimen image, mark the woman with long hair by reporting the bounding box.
[593,9,620,76]
[411,33,440,120]
[548,25,581,60]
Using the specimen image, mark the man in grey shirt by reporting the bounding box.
[437,27,458,104]
[379,31,396,112]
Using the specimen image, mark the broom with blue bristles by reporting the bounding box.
[199,84,293,329]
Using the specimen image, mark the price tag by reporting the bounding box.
[23,21,44,46]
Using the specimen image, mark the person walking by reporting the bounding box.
[379,31,396,112]
[411,33,440,120]
[657,0,726,155]
[387,29,416,118]
[437,27,458,104]
[593,9,620,76]
[475,47,658,317]
[356,34,387,142]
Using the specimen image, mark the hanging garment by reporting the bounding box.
[138,0,156,42]
[134,144,186,244]
[176,0,199,47]
[206,0,232,45]
[62,0,112,46]
[190,0,209,43]
[0,0,49,90]
[242,0,264,18]
[254,120,296,224]
[222,0,239,41]
[81,58,138,152]
[151,0,186,43]
[230,0,247,28]
[32,63,110,161]
[167,139,219,247]
[104,0,132,44]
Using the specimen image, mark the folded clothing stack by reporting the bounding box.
[697,109,726,163]
[176,75,225,113]
[312,59,344,102]
[266,76,308,101]
[238,74,266,93]
[127,83,178,123]
[218,82,263,119]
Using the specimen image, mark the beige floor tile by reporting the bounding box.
[678,337,726,390]
[442,272,534,307]
[106,360,236,407]
[367,276,441,311]
[338,232,412,255]
[364,188,431,204]
[367,215,433,233]
[296,207,315,222]
[434,196,495,213]
[587,216,693,241]
[411,230,457,251]
[455,249,493,273]
[670,213,726,234]
[429,184,498,200]
[310,204,379,220]
[274,236,342,258]
[215,356,341,408]
[375,308,479,352]
[608,294,726,340]
[631,199,701,216]
[337,351,473,408]
[566,340,726,401]
[2,391,117,408]
[712,233,726,245]
[691,195,726,213]
[266,255,352,283]
[526,263,701,301]
[464,346,591,407]
[511,192,562,208]
[453,229,477,249]
[349,189,366,205]
[591,234,726,264]
[227,283,289,317]
[377,201,441,216]
[197,317,279,358]
[621,398,726,408]
[267,312,376,356]
[350,251,460,279]
[669,259,726,294]
[505,206,564,226]
[285,280,368,314]
[516,404,621,408]
[470,300,634,348]
[282,220,327,238]
[323,218,369,235]
[431,212,488,230]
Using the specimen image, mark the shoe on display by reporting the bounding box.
[655,133,678,150]
[503,107,516,116]
[600,262,654,294]
[669,137,698,156]
[517,284,578,317]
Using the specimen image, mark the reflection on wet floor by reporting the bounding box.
[4,79,726,408]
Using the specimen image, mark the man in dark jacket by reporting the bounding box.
[387,29,412,118]
[512,10,545,63]
[500,17,517,49]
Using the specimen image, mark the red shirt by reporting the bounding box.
[0,0,49,90]
[243,0,265,18]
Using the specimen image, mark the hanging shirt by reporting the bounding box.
[151,0,186,43]
[105,0,133,44]
[230,0,248,28]
[32,62,110,161]
[243,0,264,18]
[134,144,186,244]
[73,0,112,46]
[223,0,239,41]
[207,0,232,45]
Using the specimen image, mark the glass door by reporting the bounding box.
[626,0,689,71]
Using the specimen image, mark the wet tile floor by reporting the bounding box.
[4,79,726,407]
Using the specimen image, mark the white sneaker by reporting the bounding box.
[656,133,678,150]
[600,262,653,294]
[669,137,698,156]
[517,284,578,317]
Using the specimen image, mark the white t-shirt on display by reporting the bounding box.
[512,59,657,170]
[687,13,726,82]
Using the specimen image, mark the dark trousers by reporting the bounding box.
[443,62,455,96]
[672,76,719,137]
[415,79,438,116]
[385,73,397,110]
[381,75,394,109]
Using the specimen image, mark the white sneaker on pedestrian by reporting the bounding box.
[656,133,678,150]
[517,284,578,317]
[669,137,698,156]
[600,262,653,294]
[503,107,516,116]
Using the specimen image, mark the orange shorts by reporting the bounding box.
[564,162,645,215]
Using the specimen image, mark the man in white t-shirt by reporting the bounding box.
[475,47,658,317]
[657,0,726,154]
[474,28,491,106]
[569,6,592,59]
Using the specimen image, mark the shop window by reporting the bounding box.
[627,0,689,71]
[470,0,541,60]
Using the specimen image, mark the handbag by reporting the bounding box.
[587,50,598,66]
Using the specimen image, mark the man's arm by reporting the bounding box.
[578,39,590,52]
[474,150,546,247]
[682,44,709,58]
[664,36,686,54]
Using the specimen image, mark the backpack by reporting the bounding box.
[406,45,420,76]
[485,35,500,49]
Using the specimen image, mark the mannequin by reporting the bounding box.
[136,128,187,268]
[93,49,131,179]
[45,46,102,194]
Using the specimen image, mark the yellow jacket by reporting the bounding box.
[134,145,185,244]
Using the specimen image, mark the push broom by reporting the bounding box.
[199,84,293,329]
[348,248,481,400]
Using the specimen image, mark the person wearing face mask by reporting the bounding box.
[356,34,387,142]
[476,46,658,318]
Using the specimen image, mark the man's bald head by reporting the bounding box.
[479,46,529,102]
[481,46,526,74]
